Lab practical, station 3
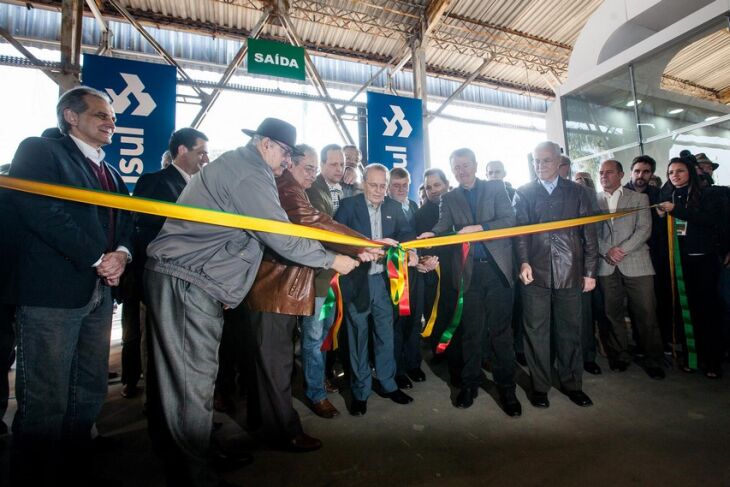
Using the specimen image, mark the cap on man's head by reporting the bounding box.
[695,152,719,170]
[242,118,303,156]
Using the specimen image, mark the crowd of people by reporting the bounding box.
[0,86,729,487]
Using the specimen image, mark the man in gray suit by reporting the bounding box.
[596,159,665,379]
[420,148,520,417]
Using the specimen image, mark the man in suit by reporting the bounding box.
[597,160,665,379]
[122,128,209,399]
[302,144,348,416]
[335,163,416,416]
[387,168,437,390]
[515,141,597,409]
[8,86,133,478]
[625,155,672,351]
[415,169,455,360]
[307,143,345,215]
[420,148,520,417]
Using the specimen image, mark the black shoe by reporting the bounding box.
[530,392,549,409]
[395,375,413,390]
[386,389,414,405]
[583,361,602,375]
[455,387,478,409]
[516,352,527,367]
[646,366,665,380]
[407,367,426,382]
[609,359,629,372]
[565,390,593,407]
[499,391,522,417]
[212,449,254,471]
[350,399,367,416]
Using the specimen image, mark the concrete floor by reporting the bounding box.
[2,336,729,487]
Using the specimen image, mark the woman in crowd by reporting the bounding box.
[657,155,725,378]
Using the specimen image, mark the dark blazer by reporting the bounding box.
[306,174,335,218]
[132,164,187,268]
[334,193,415,311]
[515,177,598,289]
[431,179,516,289]
[8,135,133,308]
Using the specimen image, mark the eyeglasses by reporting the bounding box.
[302,165,318,175]
[271,139,292,158]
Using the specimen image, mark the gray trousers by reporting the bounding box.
[245,310,303,442]
[598,269,663,366]
[522,284,583,393]
[144,270,223,487]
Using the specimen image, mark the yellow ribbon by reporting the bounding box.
[0,175,646,251]
[420,263,441,338]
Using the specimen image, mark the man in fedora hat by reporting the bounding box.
[144,117,360,487]
[695,152,719,179]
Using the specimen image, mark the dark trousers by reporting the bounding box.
[599,270,663,366]
[652,250,673,347]
[121,296,142,387]
[429,267,457,354]
[0,304,15,423]
[455,262,515,390]
[522,284,583,393]
[215,304,247,397]
[682,254,723,373]
[244,310,302,442]
[580,287,610,363]
[394,270,424,375]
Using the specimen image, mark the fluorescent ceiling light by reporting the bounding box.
[668,108,684,114]
[705,116,719,121]
[626,99,642,107]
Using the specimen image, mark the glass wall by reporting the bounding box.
[562,21,730,186]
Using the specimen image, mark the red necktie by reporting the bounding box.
[87,158,116,250]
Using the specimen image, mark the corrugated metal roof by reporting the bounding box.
[663,28,730,95]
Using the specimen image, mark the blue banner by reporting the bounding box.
[82,55,176,192]
[367,92,424,202]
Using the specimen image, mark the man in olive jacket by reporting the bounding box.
[515,141,598,410]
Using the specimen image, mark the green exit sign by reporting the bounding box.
[247,38,306,81]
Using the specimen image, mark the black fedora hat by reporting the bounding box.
[242,118,303,156]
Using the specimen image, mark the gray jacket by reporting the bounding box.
[146,142,335,307]
[597,188,654,277]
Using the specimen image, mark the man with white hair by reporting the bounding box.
[515,141,598,410]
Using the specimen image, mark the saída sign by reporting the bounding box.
[247,38,306,81]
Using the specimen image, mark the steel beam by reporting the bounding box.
[0,26,65,85]
[277,5,355,145]
[428,56,492,122]
[59,0,83,91]
[85,0,112,55]
[107,0,208,101]
[412,32,431,169]
[191,9,271,129]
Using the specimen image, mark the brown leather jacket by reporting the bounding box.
[245,170,367,316]
[514,177,598,289]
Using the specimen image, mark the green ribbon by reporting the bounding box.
[436,242,470,354]
[319,284,336,320]
[672,218,697,369]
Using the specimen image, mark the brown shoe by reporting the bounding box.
[285,433,322,452]
[310,399,340,419]
[324,378,339,393]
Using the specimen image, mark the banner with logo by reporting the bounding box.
[82,54,177,191]
[366,92,424,202]
[247,38,306,81]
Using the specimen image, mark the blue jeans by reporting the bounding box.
[301,297,333,403]
[12,280,112,443]
[345,275,397,401]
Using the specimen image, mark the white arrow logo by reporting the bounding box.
[382,105,412,138]
[106,73,157,117]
